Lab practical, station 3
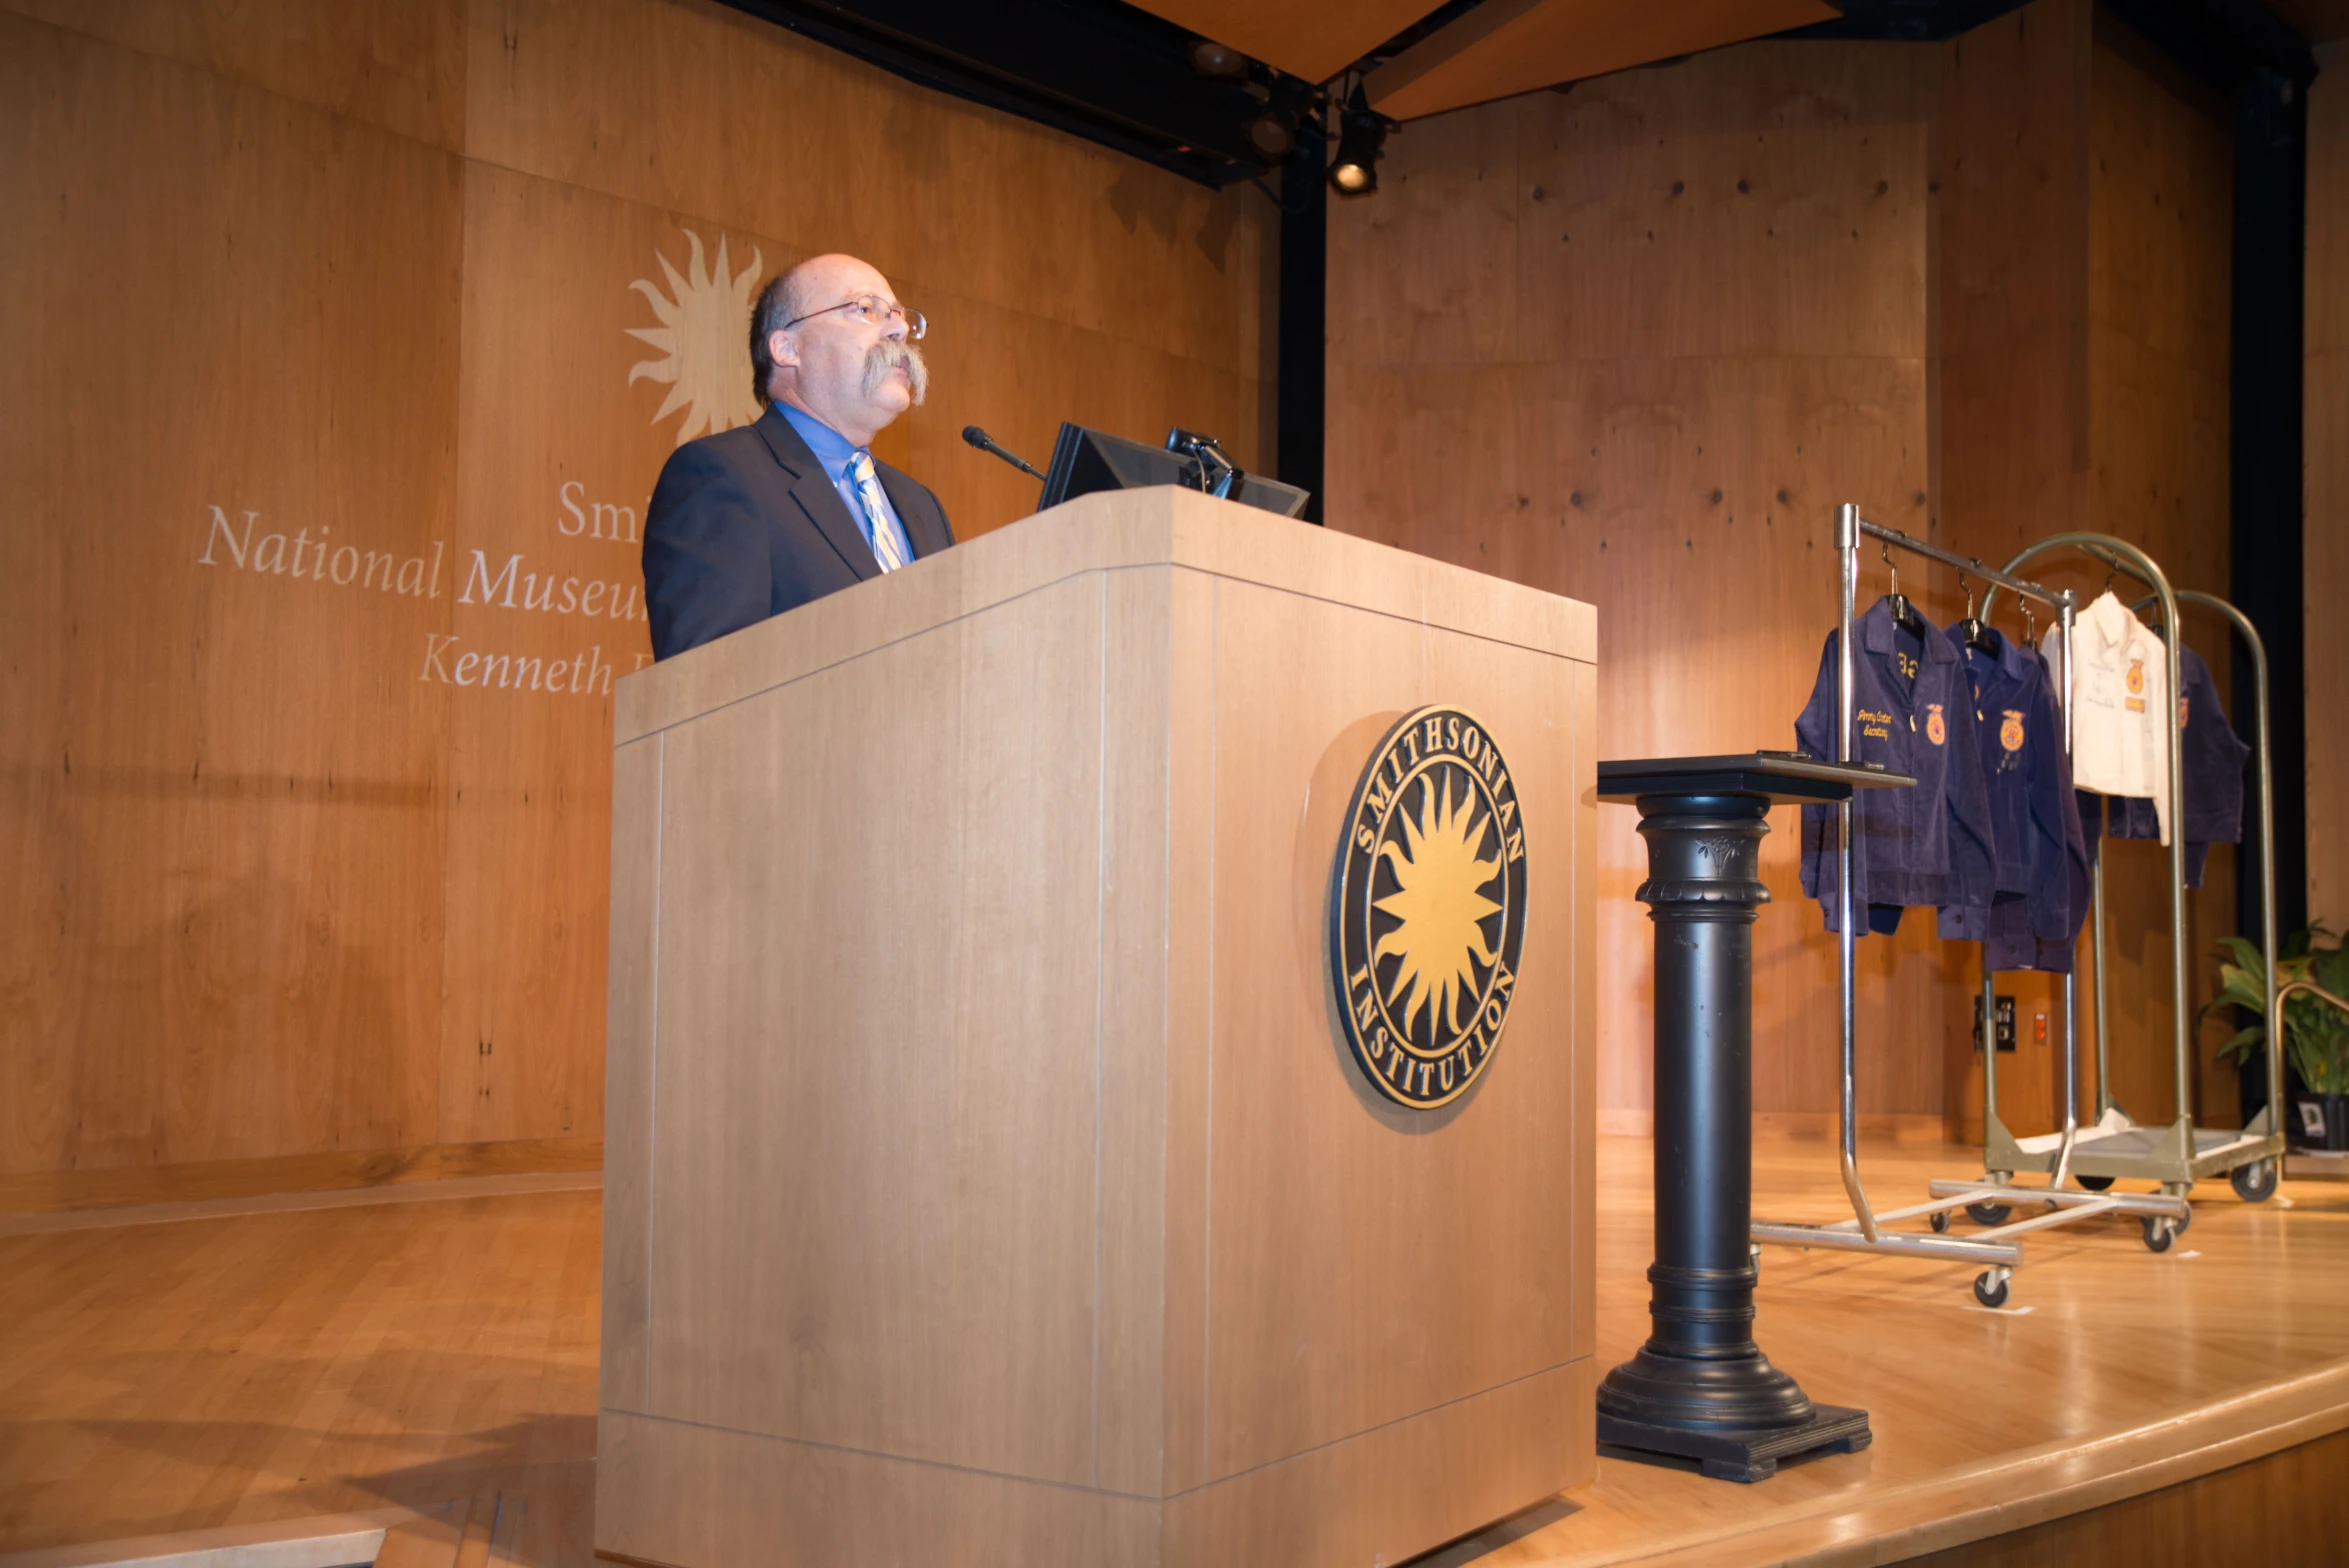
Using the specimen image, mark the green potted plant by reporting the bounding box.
[2209,922,2349,1151]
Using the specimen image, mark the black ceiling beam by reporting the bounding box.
[1782,1,2034,42]
[1786,0,2317,78]
[2103,0,2317,89]
[718,0,1303,188]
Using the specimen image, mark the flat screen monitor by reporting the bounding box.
[1037,424,1311,520]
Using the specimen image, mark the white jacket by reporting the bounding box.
[2045,592,2171,844]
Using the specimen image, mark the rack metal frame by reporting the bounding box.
[1748,508,2185,1307]
[1953,541,2288,1199]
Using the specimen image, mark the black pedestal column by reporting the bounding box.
[1593,757,1878,1482]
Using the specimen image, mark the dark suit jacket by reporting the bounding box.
[642,406,955,660]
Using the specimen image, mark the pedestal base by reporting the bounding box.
[1597,1403,1872,1483]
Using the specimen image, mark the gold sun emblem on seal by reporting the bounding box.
[1332,707,1529,1109]
[1375,771,1504,1041]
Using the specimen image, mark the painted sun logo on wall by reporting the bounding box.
[627,229,764,445]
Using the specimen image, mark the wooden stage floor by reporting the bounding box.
[2,1132,2346,1567]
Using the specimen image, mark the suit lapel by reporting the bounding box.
[754,407,879,581]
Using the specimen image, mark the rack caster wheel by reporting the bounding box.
[1966,1201,2013,1226]
[2076,1174,2114,1191]
[1973,1269,2012,1309]
[2141,1215,2177,1252]
[1929,1209,1951,1233]
[2231,1159,2278,1203]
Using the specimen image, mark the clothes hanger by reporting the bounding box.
[1957,569,1999,653]
[1881,540,1925,638]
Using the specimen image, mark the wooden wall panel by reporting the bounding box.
[2082,18,2238,1130]
[463,0,1270,524]
[1930,0,2094,752]
[1927,0,2085,1142]
[0,0,468,150]
[437,163,671,1148]
[1934,1,2243,1135]
[0,0,1271,1188]
[1327,41,1955,1117]
[0,12,463,1174]
[2309,42,2349,929]
[2089,16,2233,587]
[1932,1,2092,575]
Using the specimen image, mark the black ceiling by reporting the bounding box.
[721,0,2321,190]
[718,0,1308,186]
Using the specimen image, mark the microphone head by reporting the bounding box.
[962,425,989,448]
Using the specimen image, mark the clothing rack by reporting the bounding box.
[1944,542,2289,1204]
[1750,508,2188,1308]
[2116,589,2279,1155]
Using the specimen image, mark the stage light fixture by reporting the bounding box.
[1328,88,1387,195]
[1247,109,1296,159]
[1187,38,1249,79]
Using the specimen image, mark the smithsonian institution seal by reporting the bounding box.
[1331,707,1528,1109]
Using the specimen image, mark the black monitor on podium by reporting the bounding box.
[1038,424,1310,519]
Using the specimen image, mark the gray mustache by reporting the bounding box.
[863,340,929,405]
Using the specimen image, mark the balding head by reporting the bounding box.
[747,253,927,448]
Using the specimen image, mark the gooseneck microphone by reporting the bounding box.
[962,425,1045,480]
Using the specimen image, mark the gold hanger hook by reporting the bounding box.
[1959,568,1975,620]
[1880,539,1898,600]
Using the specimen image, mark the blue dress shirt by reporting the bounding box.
[776,402,915,571]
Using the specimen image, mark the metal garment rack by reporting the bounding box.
[1749,507,2181,1308]
[1946,540,2288,1205]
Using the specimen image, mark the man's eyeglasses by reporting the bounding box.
[783,294,928,340]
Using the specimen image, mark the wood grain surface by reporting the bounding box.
[1900,1425,2349,1566]
[1326,39,1957,1125]
[0,1187,601,1557]
[2308,42,2349,931]
[1935,1,2245,1137]
[0,1137,598,1220]
[0,0,1270,1191]
[1366,0,1837,123]
[599,491,1597,1565]
[1331,10,2277,1143]
[1119,0,1441,85]
[6,1133,2348,1563]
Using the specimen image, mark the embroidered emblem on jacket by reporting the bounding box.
[1926,703,1947,746]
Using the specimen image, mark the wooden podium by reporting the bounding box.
[598,488,1596,1567]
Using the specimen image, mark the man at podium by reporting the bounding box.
[642,252,956,660]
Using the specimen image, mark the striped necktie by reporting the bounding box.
[846,449,906,573]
